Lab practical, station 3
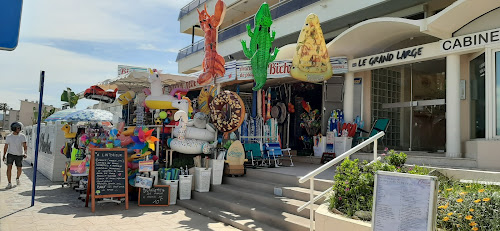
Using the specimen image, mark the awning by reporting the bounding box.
[101,71,198,93]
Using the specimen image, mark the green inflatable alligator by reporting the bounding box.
[241,2,279,91]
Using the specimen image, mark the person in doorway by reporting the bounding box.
[2,122,27,189]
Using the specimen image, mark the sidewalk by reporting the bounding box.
[0,145,240,231]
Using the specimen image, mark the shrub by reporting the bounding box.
[383,149,407,168]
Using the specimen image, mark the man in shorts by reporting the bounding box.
[2,122,27,189]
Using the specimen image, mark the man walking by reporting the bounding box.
[2,122,27,189]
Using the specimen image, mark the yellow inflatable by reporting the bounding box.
[61,124,76,139]
[117,91,136,105]
[198,86,216,114]
[290,13,332,83]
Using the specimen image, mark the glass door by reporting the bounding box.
[372,59,446,152]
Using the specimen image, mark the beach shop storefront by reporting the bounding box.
[331,0,500,170]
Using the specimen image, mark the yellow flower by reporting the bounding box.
[465,215,473,220]
[447,212,453,216]
[472,227,478,231]
[482,198,490,202]
[442,216,450,221]
[457,198,464,203]
[469,221,477,226]
[474,199,481,203]
[460,192,468,196]
[446,188,453,191]
[469,208,474,212]
[478,189,485,193]
[438,203,449,209]
[438,190,441,193]
[466,185,471,188]
[456,224,461,228]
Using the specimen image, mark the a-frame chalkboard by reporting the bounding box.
[87,148,129,212]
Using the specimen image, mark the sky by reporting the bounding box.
[0,0,193,111]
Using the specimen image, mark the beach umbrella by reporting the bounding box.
[63,109,113,122]
[44,109,79,122]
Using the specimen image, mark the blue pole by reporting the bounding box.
[31,71,44,207]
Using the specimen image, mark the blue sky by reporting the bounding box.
[0,0,193,111]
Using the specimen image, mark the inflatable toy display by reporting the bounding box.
[117,91,136,105]
[241,2,279,91]
[168,111,216,155]
[197,0,227,85]
[83,85,117,103]
[198,86,216,114]
[61,124,76,139]
[173,112,215,142]
[209,91,245,133]
[144,69,178,109]
[290,13,332,83]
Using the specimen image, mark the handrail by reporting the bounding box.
[299,132,385,183]
[297,131,385,231]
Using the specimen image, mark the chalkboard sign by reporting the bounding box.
[372,171,438,231]
[89,148,129,212]
[139,185,170,206]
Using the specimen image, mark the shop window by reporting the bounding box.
[470,53,485,138]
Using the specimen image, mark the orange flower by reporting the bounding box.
[469,221,477,226]
[469,208,475,212]
[474,199,481,203]
[446,188,453,191]
[442,216,450,221]
[482,198,490,202]
[457,198,464,203]
[465,215,473,220]
[438,203,449,209]
[478,189,485,193]
[447,212,453,216]
[472,227,478,231]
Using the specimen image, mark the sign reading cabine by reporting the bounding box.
[441,28,500,52]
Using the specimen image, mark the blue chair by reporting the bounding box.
[244,143,264,168]
[264,143,294,167]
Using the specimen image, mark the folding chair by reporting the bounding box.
[357,118,390,148]
[264,142,294,167]
[244,143,264,168]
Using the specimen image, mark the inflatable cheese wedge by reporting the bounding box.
[290,13,332,83]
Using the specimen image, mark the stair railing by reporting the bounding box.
[297,131,385,231]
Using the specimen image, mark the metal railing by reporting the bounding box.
[177,0,321,61]
[297,132,385,231]
[179,0,208,20]
[176,39,205,61]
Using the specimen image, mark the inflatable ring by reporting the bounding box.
[209,91,245,133]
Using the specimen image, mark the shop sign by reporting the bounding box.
[352,47,424,68]
[216,60,237,83]
[237,60,292,81]
[441,27,500,52]
[331,56,348,74]
[118,65,149,76]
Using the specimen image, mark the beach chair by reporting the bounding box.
[244,143,264,168]
[357,118,390,148]
[264,142,294,167]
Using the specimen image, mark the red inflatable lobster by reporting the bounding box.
[197,0,227,86]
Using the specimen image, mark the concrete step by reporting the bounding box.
[212,184,319,219]
[190,190,311,231]
[223,175,327,204]
[177,199,282,231]
[244,168,334,191]
[350,152,478,169]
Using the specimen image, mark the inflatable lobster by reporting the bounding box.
[197,0,227,86]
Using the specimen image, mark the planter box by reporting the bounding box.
[315,204,371,231]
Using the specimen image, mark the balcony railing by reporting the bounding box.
[179,0,208,20]
[177,0,321,61]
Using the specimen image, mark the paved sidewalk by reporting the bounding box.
[0,146,239,231]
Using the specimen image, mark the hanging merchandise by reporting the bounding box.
[83,85,118,103]
[145,69,189,110]
[241,2,279,91]
[197,0,227,85]
[168,111,216,155]
[198,86,216,114]
[290,13,333,83]
[209,91,246,133]
[117,91,136,105]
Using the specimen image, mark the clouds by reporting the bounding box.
[0,0,195,111]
